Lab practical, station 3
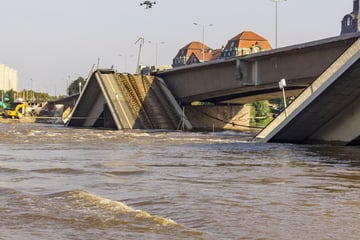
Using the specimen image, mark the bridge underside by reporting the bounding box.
[256,39,360,145]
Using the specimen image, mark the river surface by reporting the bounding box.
[0,123,360,240]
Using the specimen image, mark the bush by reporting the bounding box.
[250,100,272,127]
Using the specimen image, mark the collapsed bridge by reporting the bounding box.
[65,33,360,145]
[66,69,191,130]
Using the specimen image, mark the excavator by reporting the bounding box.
[4,101,28,119]
[0,101,7,110]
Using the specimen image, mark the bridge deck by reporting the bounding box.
[156,33,360,104]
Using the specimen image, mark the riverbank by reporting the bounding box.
[0,117,37,124]
[0,116,61,124]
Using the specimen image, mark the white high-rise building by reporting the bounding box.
[0,64,18,92]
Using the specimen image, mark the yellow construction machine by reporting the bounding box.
[4,102,28,119]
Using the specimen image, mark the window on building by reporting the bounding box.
[347,17,352,26]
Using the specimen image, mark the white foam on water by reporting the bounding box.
[69,191,180,227]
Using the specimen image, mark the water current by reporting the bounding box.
[0,123,360,240]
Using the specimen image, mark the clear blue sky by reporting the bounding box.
[0,0,352,95]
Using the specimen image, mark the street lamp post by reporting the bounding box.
[118,54,134,72]
[193,22,213,63]
[271,0,286,48]
[2,68,5,102]
[148,41,165,67]
[118,54,128,72]
[279,78,287,117]
[67,75,70,96]
[135,37,145,74]
[30,78,33,102]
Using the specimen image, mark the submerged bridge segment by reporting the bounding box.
[66,69,191,130]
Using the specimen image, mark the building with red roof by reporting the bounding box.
[172,31,272,67]
[221,31,272,58]
[173,41,214,67]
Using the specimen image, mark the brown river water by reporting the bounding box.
[0,123,360,240]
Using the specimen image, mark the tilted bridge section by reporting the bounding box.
[256,38,360,145]
[66,69,191,130]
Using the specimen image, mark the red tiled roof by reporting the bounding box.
[230,31,267,41]
[174,30,272,66]
[210,49,222,60]
[175,41,213,62]
[180,41,207,51]
[226,31,272,50]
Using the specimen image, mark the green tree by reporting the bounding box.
[251,100,271,127]
[68,77,86,95]
[4,89,15,103]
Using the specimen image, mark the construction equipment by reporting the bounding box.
[0,101,7,110]
[4,102,28,119]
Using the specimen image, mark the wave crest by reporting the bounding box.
[57,190,180,227]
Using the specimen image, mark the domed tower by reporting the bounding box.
[341,0,360,34]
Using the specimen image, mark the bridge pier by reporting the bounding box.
[184,104,256,132]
